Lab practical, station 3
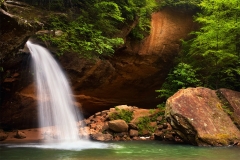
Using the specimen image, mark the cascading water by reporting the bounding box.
[27,41,83,142]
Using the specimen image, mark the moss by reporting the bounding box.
[137,116,155,135]
[200,133,236,146]
[109,107,133,123]
[137,109,166,135]
[216,90,234,119]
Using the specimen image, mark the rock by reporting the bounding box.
[166,87,240,146]
[218,88,240,128]
[95,112,102,116]
[162,123,168,129]
[149,122,157,128]
[0,131,8,141]
[90,133,113,141]
[101,122,109,132]
[14,130,26,139]
[115,105,133,111]
[156,116,163,122]
[114,132,128,138]
[84,119,91,126]
[101,110,109,115]
[140,129,150,136]
[154,131,163,140]
[129,129,138,137]
[128,123,138,129]
[131,109,151,124]
[158,125,164,130]
[108,120,128,132]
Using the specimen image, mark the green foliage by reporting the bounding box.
[159,0,201,10]
[137,109,165,135]
[40,14,124,57]
[222,105,233,116]
[150,109,165,122]
[188,0,240,89]
[36,0,158,57]
[137,116,156,135]
[109,107,133,123]
[156,62,202,100]
[156,103,166,111]
[126,0,158,40]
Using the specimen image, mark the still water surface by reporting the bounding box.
[1,141,240,160]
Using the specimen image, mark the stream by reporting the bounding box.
[1,141,240,160]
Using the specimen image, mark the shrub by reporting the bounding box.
[109,107,133,123]
[137,116,156,135]
[156,62,202,100]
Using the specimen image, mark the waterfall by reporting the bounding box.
[27,41,83,142]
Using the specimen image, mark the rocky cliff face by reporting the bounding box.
[0,3,197,129]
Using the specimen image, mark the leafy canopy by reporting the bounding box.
[32,0,158,58]
[189,0,240,89]
[156,63,202,100]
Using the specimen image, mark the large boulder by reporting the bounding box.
[165,87,240,146]
[108,120,128,133]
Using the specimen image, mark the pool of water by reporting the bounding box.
[1,141,240,160]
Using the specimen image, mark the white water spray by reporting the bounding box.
[27,41,83,142]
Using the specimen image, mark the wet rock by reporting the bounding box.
[128,123,138,130]
[154,131,163,140]
[108,120,128,132]
[129,129,138,137]
[14,130,26,139]
[166,87,240,146]
[0,130,8,141]
[114,132,129,138]
[90,133,113,141]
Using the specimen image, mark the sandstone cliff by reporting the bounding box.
[0,2,197,129]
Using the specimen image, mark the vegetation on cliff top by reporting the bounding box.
[16,0,158,58]
[15,0,200,58]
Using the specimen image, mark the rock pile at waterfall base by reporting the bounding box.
[78,105,182,142]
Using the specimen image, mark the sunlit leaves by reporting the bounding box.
[156,63,202,99]
[189,0,240,89]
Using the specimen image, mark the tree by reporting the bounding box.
[156,63,201,100]
[189,0,240,89]
[38,0,158,58]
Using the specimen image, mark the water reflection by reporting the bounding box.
[1,141,239,160]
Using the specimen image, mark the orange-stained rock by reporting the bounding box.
[165,87,240,146]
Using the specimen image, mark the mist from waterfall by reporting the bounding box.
[27,41,83,142]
